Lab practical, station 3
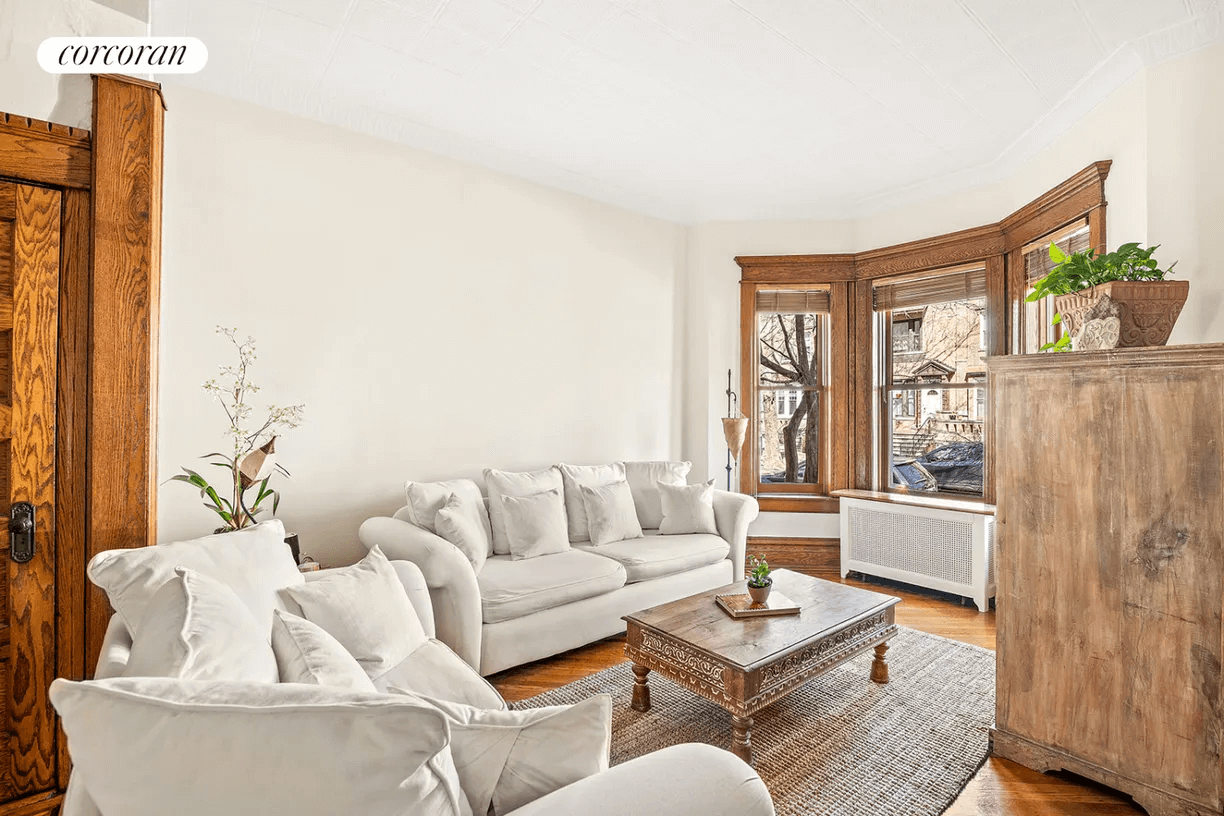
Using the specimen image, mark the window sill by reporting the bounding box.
[755,495,840,514]
[831,489,995,516]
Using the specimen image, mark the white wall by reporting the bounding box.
[1147,45,1224,345]
[0,0,146,127]
[157,87,687,565]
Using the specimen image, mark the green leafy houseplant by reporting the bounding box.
[170,327,305,533]
[747,555,772,588]
[1026,242,1177,351]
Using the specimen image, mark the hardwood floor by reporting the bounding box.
[488,573,1145,816]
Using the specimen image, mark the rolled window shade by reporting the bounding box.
[755,290,830,314]
[1025,225,1091,284]
[873,268,987,311]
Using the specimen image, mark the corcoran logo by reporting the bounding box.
[38,37,207,74]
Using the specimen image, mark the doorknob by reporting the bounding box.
[9,502,34,563]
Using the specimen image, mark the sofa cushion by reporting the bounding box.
[435,492,490,573]
[407,478,493,550]
[270,610,376,691]
[372,639,506,711]
[580,480,643,546]
[623,461,691,529]
[659,480,719,536]
[478,551,626,624]
[504,487,571,560]
[558,462,625,542]
[575,533,730,583]
[124,567,279,683]
[485,466,563,556]
[50,678,470,816]
[281,546,427,680]
[390,689,611,816]
[87,519,301,637]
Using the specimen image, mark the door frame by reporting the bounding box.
[0,75,164,813]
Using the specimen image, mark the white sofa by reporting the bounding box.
[74,542,774,816]
[361,488,758,676]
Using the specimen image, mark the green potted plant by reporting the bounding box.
[170,327,305,538]
[1026,242,1186,351]
[747,555,772,606]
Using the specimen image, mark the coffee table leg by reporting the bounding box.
[731,715,754,764]
[631,663,652,712]
[870,642,890,684]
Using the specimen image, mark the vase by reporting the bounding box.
[1054,280,1189,348]
[747,580,772,606]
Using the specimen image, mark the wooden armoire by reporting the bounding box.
[990,345,1224,816]
[0,77,163,815]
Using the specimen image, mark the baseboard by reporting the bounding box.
[990,728,1220,816]
[746,537,840,579]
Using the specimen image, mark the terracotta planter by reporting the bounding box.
[747,580,772,606]
[1054,280,1189,348]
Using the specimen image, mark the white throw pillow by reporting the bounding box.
[623,461,692,529]
[484,467,564,555]
[51,678,471,816]
[435,493,489,573]
[557,463,625,542]
[87,519,302,637]
[579,480,644,546]
[407,479,492,544]
[282,546,427,681]
[271,609,376,692]
[502,488,571,561]
[658,480,719,536]
[123,567,278,683]
[391,688,611,816]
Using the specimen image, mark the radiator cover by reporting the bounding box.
[839,497,995,612]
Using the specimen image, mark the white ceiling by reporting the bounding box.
[151,0,1223,223]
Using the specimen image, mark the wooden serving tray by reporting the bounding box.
[715,591,801,618]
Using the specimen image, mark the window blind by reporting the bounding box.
[873,267,987,311]
[755,290,830,314]
[1024,225,1091,284]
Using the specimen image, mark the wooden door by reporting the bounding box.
[0,182,60,801]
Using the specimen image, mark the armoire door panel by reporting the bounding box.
[0,181,60,799]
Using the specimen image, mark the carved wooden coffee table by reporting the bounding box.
[623,569,900,764]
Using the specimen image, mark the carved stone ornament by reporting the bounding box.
[1072,294,1122,350]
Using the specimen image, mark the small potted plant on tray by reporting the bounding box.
[1027,242,1186,351]
[747,555,772,606]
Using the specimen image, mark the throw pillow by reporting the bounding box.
[579,480,643,546]
[484,466,563,555]
[372,639,507,710]
[50,678,471,816]
[502,488,570,561]
[87,519,302,637]
[623,461,692,529]
[406,479,492,545]
[658,480,718,536]
[390,688,611,816]
[281,546,428,680]
[557,462,625,542]
[123,567,279,683]
[270,609,376,692]
[435,492,489,573]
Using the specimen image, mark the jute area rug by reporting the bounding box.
[514,627,994,816]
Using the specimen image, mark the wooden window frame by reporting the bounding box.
[736,161,1110,512]
[875,261,997,502]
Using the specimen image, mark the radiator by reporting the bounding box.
[839,496,995,613]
